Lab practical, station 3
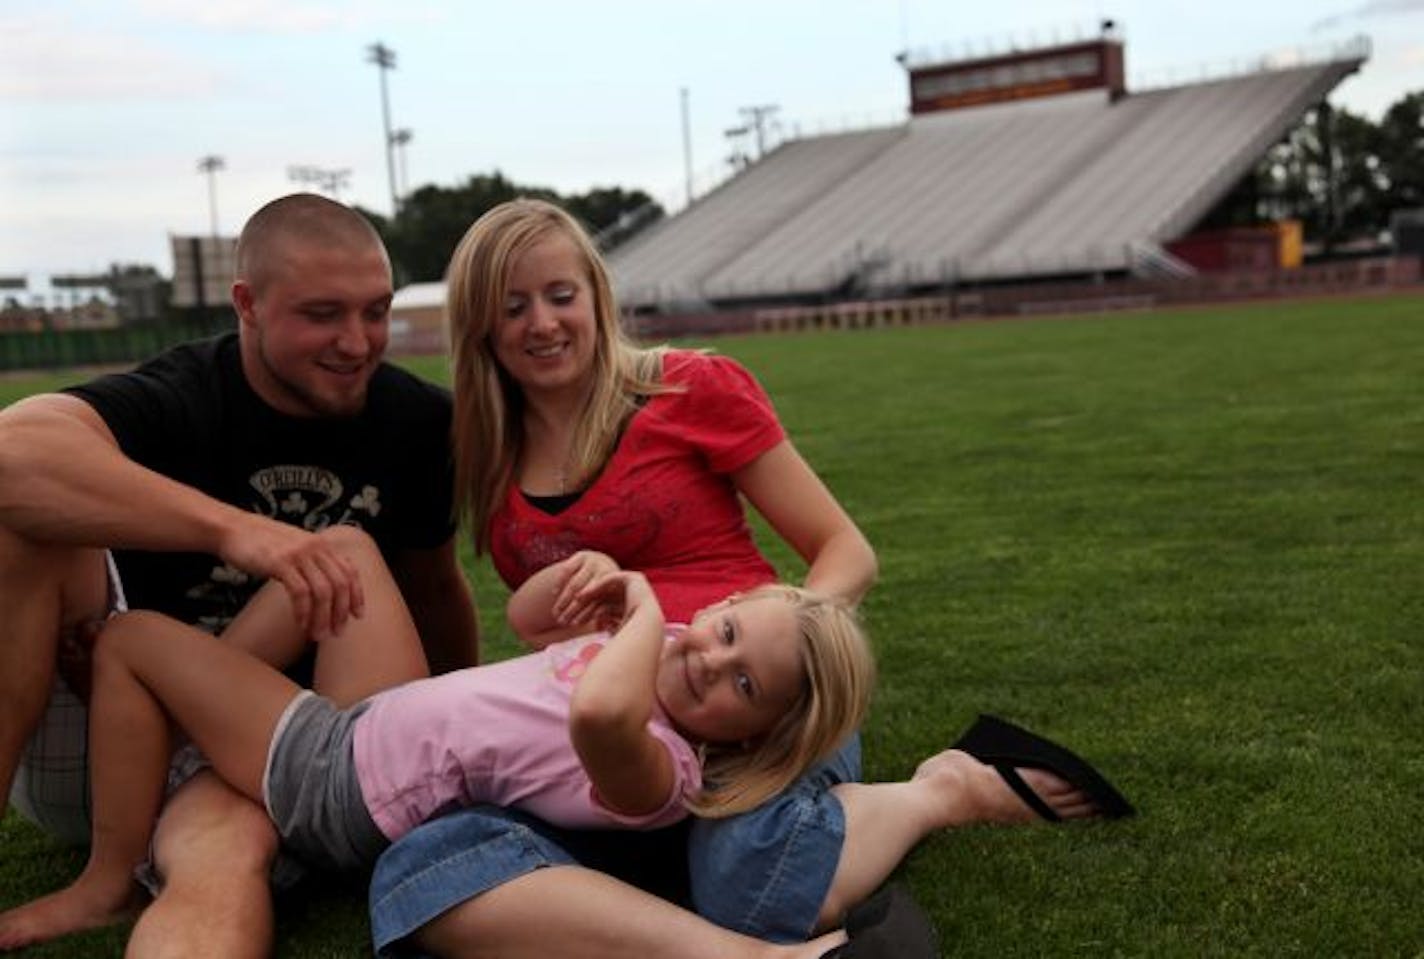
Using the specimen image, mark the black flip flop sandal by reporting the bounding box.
[952,713,1135,821]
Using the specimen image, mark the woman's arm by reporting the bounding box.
[733,439,878,606]
[566,571,676,817]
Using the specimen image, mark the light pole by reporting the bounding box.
[389,128,413,199]
[196,154,224,237]
[365,41,399,216]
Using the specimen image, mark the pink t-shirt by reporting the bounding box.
[490,350,785,623]
[352,633,702,842]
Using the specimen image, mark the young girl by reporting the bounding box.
[0,526,874,950]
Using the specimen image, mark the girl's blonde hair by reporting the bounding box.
[689,586,876,819]
[445,198,667,549]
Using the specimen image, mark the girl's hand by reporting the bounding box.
[553,550,620,626]
[575,570,660,632]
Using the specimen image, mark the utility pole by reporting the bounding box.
[365,42,399,216]
[680,87,693,205]
[738,104,780,159]
[196,155,225,237]
[724,123,751,171]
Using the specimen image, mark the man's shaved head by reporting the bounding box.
[236,193,389,296]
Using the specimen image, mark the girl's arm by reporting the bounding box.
[566,571,677,817]
[506,550,619,650]
[733,439,878,606]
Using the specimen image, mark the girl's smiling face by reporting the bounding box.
[654,593,805,744]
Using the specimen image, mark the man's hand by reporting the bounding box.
[217,515,365,640]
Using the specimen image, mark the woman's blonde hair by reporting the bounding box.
[445,198,666,549]
[689,586,876,819]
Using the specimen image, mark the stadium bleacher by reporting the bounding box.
[609,37,1369,311]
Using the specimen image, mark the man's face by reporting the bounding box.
[234,239,393,418]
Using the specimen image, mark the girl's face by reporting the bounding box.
[492,231,598,402]
[655,594,805,744]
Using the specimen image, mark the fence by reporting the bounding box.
[623,254,1423,340]
[0,313,232,373]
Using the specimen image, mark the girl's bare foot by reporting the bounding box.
[0,865,141,951]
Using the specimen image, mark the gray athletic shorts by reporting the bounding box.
[263,691,387,872]
[7,551,128,844]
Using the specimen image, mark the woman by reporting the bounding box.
[370,200,1116,958]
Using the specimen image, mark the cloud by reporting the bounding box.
[1311,0,1424,32]
[0,16,224,100]
[135,0,344,33]
[133,0,443,34]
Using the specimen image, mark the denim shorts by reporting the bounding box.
[368,735,861,955]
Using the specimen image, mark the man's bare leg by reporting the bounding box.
[817,749,1094,927]
[413,865,846,959]
[0,527,106,807]
[125,772,277,959]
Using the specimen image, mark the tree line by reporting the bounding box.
[355,173,662,286]
[1212,90,1422,249]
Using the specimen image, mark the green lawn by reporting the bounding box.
[4,292,1423,956]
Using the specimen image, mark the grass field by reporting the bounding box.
[4,292,1423,957]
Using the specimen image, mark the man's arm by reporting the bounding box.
[389,537,480,673]
[0,393,364,638]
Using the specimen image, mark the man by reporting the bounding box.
[0,193,479,958]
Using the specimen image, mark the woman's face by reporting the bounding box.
[492,231,598,401]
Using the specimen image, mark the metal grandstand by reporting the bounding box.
[608,35,1370,312]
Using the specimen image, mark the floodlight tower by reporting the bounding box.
[366,41,400,216]
[196,155,225,238]
[390,128,413,198]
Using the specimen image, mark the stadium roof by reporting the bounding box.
[609,45,1367,309]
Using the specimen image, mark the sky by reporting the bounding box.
[2,0,1421,290]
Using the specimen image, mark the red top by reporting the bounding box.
[490,351,786,622]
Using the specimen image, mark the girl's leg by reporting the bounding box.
[0,612,174,949]
[307,526,429,703]
[220,525,429,706]
[0,607,292,949]
[0,528,426,949]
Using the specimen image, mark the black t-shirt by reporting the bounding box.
[65,333,455,632]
